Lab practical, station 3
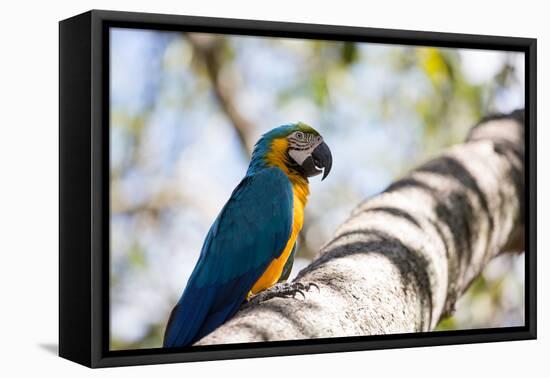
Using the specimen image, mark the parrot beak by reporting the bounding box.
[301,141,332,180]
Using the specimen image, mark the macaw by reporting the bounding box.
[163,122,332,348]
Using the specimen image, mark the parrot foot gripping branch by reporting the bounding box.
[245,282,321,307]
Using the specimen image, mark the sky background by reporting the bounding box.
[109,27,525,350]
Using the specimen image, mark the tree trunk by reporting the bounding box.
[197,111,525,345]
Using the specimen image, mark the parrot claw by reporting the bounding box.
[293,282,319,293]
[245,282,319,307]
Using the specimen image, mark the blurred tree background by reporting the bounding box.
[109,28,525,350]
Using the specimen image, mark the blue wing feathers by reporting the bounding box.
[163,167,293,347]
[163,285,216,347]
[193,264,267,341]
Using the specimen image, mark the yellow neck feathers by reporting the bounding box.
[265,137,310,206]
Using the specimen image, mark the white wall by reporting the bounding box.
[0,0,545,377]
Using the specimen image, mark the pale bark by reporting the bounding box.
[197,111,525,345]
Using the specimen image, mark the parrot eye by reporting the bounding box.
[295,132,304,140]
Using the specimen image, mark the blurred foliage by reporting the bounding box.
[109,28,525,350]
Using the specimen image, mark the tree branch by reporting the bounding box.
[187,33,256,155]
[196,110,525,344]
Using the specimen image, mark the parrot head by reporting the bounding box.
[250,122,333,180]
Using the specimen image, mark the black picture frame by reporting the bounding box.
[59,9,537,368]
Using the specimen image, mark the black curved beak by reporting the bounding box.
[301,141,332,180]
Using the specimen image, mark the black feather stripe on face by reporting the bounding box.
[288,134,315,150]
[288,137,310,145]
[289,146,312,151]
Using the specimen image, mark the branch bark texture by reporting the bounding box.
[197,111,525,345]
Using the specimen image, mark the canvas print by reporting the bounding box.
[109,27,526,350]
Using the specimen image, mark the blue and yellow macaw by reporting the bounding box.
[163,122,332,348]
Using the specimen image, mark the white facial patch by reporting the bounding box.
[287,131,323,165]
[288,148,311,165]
